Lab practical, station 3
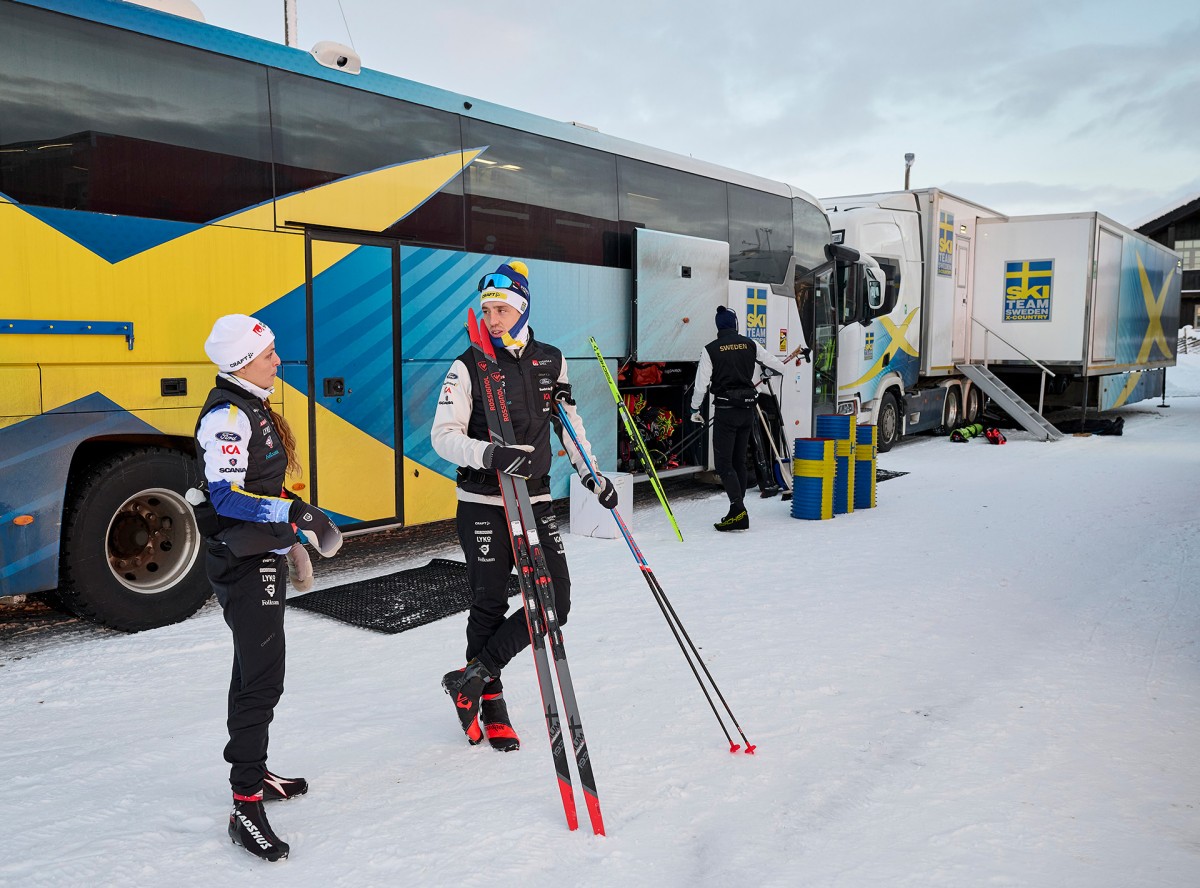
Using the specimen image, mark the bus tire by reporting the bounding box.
[877,391,901,453]
[56,447,211,632]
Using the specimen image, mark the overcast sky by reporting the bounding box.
[185,0,1199,228]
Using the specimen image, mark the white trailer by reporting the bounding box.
[821,190,1182,448]
[972,213,1181,411]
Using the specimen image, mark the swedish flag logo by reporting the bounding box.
[1004,259,1053,321]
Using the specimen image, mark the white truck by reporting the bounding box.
[820,188,1182,449]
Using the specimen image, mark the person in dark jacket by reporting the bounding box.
[430,261,616,751]
[196,314,342,862]
[691,306,787,531]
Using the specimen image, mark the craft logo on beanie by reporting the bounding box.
[715,305,738,331]
[204,314,275,373]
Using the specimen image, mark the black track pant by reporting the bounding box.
[456,498,570,681]
[712,406,753,508]
[206,544,287,796]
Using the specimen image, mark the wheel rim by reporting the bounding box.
[881,401,897,443]
[105,488,201,594]
[945,394,960,429]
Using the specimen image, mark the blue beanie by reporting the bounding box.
[715,306,737,331]
[479,260,531,347]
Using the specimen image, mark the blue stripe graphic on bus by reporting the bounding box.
[0,393,162,595]
[16,203,203,263]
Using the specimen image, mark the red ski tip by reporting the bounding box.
[585,793,606,837]
[743,744,757,754]
[558,778,579,831]
[729,742,741,754]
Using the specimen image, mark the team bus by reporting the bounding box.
[0,0,861,631]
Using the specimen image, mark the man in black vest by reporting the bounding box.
[691,306,787,531]
[430,261,616,751]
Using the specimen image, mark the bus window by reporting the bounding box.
[0,3,273,223]
[617,157,728,252]
[728,185,792,284]
[463,119,619,266]
[269,70,465,248]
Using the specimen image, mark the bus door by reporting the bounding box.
[810,264,839,422]
[304,232,401,526]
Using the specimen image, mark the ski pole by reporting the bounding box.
[589,338,684,542]
[556,403,755,754]
[668,415,714,462]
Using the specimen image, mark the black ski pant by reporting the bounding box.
[456,498,570,683]
[206,543,287,797]
[712,406,753,509]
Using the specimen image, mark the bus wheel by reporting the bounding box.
[57,448,211,632]
[964,386,983,424]
[941,387,962,433]
[877,391,901,453]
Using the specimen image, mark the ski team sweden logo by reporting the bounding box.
[1004,259,1053,322]
[745,286,768,346]
[937,212,954,276]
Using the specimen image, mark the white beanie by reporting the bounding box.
[204,314,275,373]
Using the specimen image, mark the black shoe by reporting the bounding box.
[714,508,749,531]
[481,690,520,752]
[262,770,308,802]
[441,659,494,745]
[229,796,289,862]
[759,486,781,498]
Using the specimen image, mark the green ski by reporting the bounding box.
[589,337,683,542]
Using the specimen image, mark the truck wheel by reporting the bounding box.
[57,448,211,632]
[964,386,983,424]
[941,388,962,432]
[877,391,900,452]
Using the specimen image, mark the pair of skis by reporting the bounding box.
[466,310,604,836]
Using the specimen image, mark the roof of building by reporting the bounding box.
[1133,191,1200,234]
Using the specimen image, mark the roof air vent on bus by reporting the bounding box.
[311,41,361,75]
[124,0,206,22]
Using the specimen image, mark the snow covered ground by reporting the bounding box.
[3,357,1199,888]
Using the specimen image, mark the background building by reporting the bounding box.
[1137,194,1200,329]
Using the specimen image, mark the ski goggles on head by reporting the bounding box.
[477,272,529,300]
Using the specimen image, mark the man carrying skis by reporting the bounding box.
[691,306,787,531]
[430,261,617,751]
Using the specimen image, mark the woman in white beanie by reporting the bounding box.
[195,313,342,862]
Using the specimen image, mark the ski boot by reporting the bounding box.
[262,769,308,802]
[229,794,289,862]
[441,659,494,745]
[481,689,520,752]
[714,504,749,532]
[985,427,1007,445]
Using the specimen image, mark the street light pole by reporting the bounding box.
[284,0,298,47]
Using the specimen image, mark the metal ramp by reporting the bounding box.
[956,364,1064,441]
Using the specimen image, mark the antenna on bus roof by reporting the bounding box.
[124,0,205,23]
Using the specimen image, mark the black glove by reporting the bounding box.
[582,473,618,510]
[288,499,343,558]
[485,443,535,478]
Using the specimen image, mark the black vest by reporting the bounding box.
[705,330,759,407]
[194,376,295,556]
[457,335,562,497]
